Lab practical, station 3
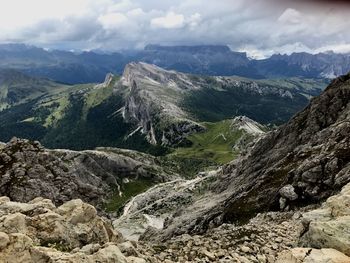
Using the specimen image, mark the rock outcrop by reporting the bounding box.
[276,248,350,263]
[300,182,350,256]
[0,138,175,209]
[0,197,143,263]
[120,62,204,146]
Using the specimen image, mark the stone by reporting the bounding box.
[279,185,298,201]
[119,241,140,257]
[0,232,10,250]
[1,212,27,234]
[276,248,350,263]
[201,249,216,260]
[241,245,251,253]
[56,199,97,224]
[301,182,350,256]
[127,256,147,263]
[279,197,287,210]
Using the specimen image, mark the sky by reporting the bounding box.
[0,0,350,58]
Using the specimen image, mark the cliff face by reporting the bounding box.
[220,73,350,223]
[120,62,204,146]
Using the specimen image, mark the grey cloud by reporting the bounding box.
[3,0,350,57]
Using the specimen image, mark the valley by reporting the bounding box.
[0,70,349,262]
[1,0,350,262]
[0,60,348,263]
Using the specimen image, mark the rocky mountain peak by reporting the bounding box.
[231,116,266,135]
[122,62,197,90]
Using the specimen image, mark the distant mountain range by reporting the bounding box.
[0,43,349,84]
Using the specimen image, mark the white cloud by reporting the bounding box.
[98,12,128,29]
[151,12,185,29]
[0,0,349,56]
[278,8,302,24]
[187,13,201,29]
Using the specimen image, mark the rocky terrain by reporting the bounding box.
[0,137,176,211]
[114,71,350,245]
[0,196,142,262]
[0,182,349,262]
[0,62,349,262]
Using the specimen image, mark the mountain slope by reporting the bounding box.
[0,69,65,110]
[0,44,126,84]
[0,63,326,155]
[0,138,176,212]
[125,72,350,241]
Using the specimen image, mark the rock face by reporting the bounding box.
[220,73,350,223]
[117,62,325,146]
[0,138,175,209]
[135,72,350,241]
[120,62,205,146]
[300,182,350,256]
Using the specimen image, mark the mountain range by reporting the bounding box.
[0,65,349,262]
[1,43,350,84]
[0,63,327,154]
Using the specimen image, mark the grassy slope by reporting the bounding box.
[158,120,260,178]
[0,70,65,110]
[172,120,242,164]
[183,77,327,124]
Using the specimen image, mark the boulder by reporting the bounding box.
[279,185,298,201]
[300,182,350,256]
[276,248,350,263]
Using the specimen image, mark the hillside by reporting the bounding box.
[0,63,326,158]
[118,72,350,244]
[0,70,349,263]
[0,69,66,110]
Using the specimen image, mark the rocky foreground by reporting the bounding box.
[0,181,349,262]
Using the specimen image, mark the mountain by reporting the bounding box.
[132,44,259,77]
[118,71,350,244]
[0,44,126,84]
[0,69,64,110]
[1,44,350,84]
[0,73,349,263]
[119,62,326,145]
[255,51,350,79]
[0,63,326,154]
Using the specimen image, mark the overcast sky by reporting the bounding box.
[0,0,349,58]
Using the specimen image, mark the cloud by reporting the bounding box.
[151,12,185,29]
[278,8,301,24]
[98,12,128,29]
[0,0,349,57]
